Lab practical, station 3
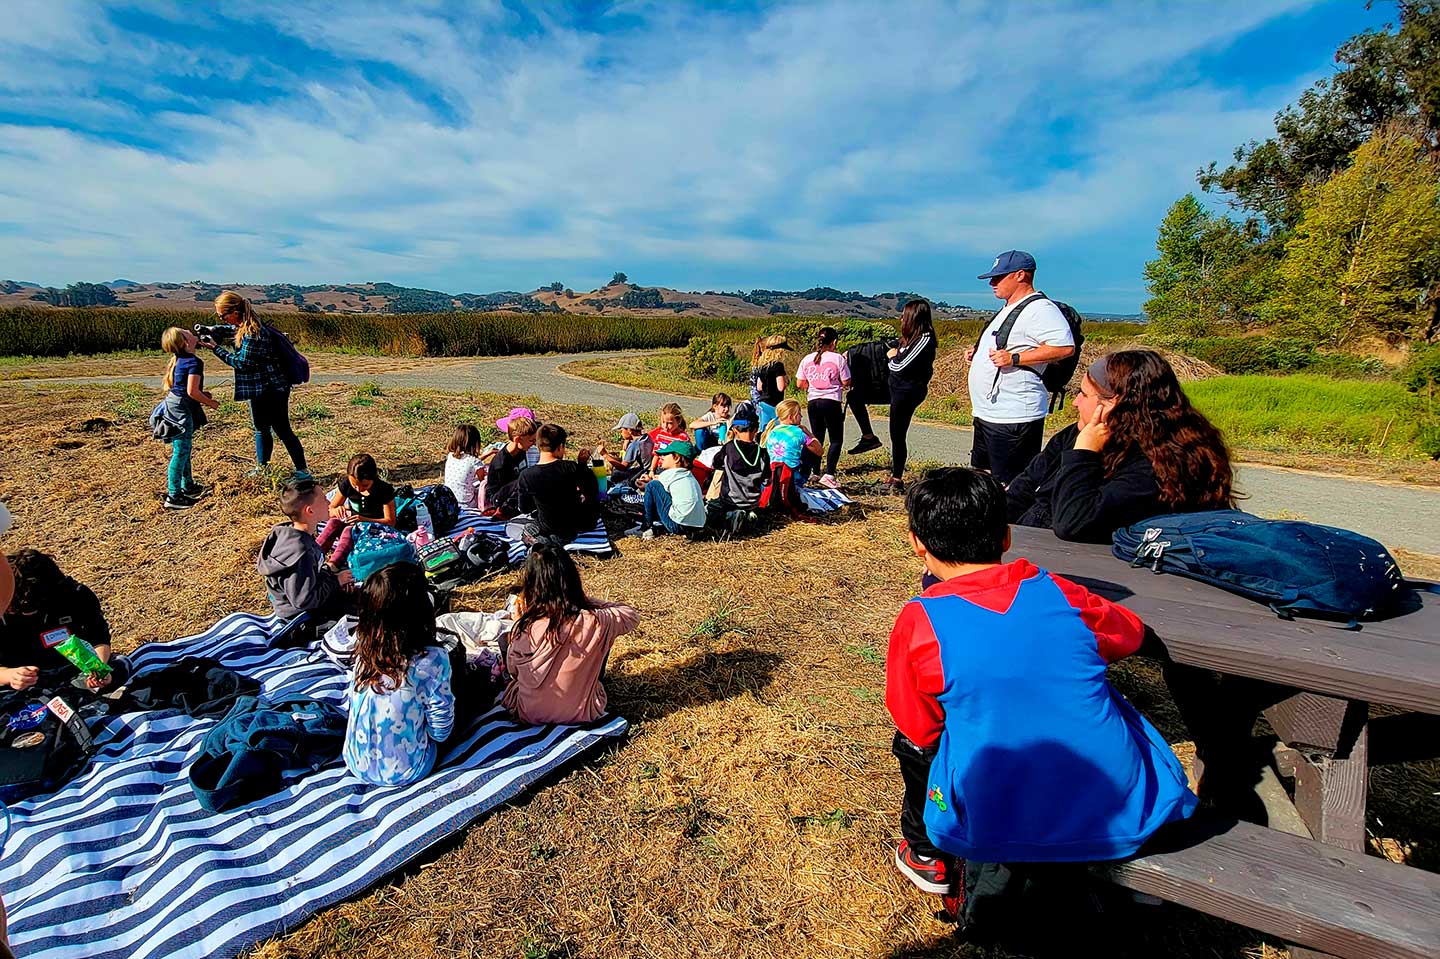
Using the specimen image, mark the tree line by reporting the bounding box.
[1145,2,1439,349]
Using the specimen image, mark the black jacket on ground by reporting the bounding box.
[1006,424,1165,544]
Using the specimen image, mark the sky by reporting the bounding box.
[0,0,1396,313]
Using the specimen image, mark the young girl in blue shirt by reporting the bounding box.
[160,326,220,510]
[343,563,455,786]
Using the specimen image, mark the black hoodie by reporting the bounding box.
[1006,424,1166,544]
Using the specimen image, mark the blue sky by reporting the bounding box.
[0,0,1393,312]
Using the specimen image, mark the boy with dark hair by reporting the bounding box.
[259,476,355,626]
[514,423,601,545]
[887,467,1194,934]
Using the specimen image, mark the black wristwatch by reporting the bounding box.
[1010,351,1022,367]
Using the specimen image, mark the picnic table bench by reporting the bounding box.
[1007,526,1440,959]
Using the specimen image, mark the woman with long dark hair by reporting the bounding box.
[1007,349,1235,542]
[866,298,937,492]
[502,543,639,725]
[203,291,307,475]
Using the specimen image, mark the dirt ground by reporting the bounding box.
[0,381,1435,959]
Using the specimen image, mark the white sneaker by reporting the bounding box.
[819,474,841,490]
[641,528,655,541]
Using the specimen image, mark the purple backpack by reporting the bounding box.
[266,325,310,386]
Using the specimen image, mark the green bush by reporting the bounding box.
[685,335,747,383]
[1402,344,1440,397]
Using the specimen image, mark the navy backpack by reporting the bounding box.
[1111,510,1410,627]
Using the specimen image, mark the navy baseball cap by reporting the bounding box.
[730,402,758,428]
[978,250,1037,279]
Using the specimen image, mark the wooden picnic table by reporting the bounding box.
[1007,525,1440,854]
[1005,526,1440,958]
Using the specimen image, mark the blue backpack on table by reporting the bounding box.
[1111,510,1409,627]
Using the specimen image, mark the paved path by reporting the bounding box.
[16,351,1440,553]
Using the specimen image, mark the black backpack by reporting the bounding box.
[1111,510,1412,627]
[973,293,1084,408]
[430,531,511,592]
[419,484,462,536]
[0,687,103,801]
[845,339,898,404]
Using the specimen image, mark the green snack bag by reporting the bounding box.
[42,628,112,678]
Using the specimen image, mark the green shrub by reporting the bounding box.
[685,336,746,383]
[1402,344,1440,397]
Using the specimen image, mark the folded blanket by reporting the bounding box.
[0,612,626,959]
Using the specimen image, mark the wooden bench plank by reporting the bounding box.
[1094,820,1440,959]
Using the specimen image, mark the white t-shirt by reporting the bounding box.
[444,453,485,510]
[968,297,1075,423]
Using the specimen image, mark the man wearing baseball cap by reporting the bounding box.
[967,251,1076,483]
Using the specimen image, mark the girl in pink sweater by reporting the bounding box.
[502,544,639,725]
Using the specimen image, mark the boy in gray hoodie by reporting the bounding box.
[257,476,355,623]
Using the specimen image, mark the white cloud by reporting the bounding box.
[0,0,1328,306]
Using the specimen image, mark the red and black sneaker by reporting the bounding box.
[893,839,952,895]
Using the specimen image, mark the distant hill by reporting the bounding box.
[0,277,1141,321]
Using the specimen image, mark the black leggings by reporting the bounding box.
[249,390,307,471]
[847,392,876,437]
[888,387,926,480]
[807,398,844,476]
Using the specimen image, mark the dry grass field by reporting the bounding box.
[0,381,1434,959]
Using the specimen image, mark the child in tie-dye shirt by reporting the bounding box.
[343,563,455,786]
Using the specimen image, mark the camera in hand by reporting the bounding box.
[193,323,236,343]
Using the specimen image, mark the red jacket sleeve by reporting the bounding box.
[1051,573,1145,663]
[885,601,946,747]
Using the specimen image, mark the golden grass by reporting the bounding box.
[0,381,1434,959]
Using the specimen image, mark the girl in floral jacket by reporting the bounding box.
[342,563,454,786]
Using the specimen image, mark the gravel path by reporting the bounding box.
[16,351,1439,553]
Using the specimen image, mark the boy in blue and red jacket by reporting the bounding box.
[886,467,1195,931]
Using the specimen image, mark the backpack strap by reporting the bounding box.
[977,293,1048,396]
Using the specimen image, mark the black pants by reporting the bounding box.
[807,398,844,476]
[889,387,927,480]
[892,731,953,864]
[961,860,1094,942]
[970,417,1043,485]
[249,390,307,471]
[847,392,876,438]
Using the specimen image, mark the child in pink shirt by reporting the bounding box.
[502,544,639,725]
[795,326,852,489]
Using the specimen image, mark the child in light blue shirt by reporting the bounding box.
[343,563,455,786]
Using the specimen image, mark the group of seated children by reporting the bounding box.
[247,433,638,790]
[600,396,828,539]
[885,467,1195,937]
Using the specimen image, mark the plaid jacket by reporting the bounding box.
[213,327,289,400]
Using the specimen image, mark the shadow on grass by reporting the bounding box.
[607,647,783,723]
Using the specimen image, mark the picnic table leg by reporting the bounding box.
[1265,693,1369,854]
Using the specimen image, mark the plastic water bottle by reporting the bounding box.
[410,525,433,547]
[415,500,434,535]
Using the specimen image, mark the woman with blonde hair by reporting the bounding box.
[202,291,307,475]
[159,326,220,509]
[749,334,791,432]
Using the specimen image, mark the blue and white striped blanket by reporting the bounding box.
[0,613,627,959]
[798,488,851,513]
[444,504,614,564]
